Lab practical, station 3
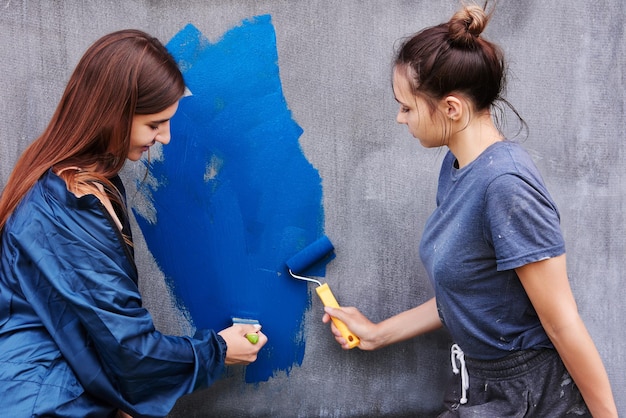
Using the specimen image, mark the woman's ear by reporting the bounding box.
[443,95,463,121]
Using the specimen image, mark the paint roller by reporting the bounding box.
[286,236,360,349]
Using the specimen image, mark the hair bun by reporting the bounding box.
[448,4,489,47]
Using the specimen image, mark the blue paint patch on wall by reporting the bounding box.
[132,16,325,382]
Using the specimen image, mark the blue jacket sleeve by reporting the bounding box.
[4,180,226,417]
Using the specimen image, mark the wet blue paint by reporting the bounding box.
[132,16,325,383]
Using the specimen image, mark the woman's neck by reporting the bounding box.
[447,113,503,168]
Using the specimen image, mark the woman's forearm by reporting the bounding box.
[371,297,442,349]
[547,317,617,417]
[516,256,617,417]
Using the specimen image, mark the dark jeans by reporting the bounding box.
[439,348,590,417]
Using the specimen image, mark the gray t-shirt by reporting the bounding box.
[420,141,564,360]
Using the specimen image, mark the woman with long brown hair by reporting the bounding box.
[0,29,266,417]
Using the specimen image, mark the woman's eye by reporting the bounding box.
[150,125,159,130]
[401,106,410,113]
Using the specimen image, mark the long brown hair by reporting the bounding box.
[0,29,185,232]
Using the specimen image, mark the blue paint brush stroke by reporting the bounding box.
[132,16,325,383]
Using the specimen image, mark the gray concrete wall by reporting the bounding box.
[1,1,624,416]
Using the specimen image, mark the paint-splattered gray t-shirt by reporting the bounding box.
[420,141,564,360]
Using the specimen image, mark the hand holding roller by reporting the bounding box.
[286,236,360,349]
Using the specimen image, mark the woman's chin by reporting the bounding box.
[126,152,142,162]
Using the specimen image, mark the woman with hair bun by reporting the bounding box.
[0,30,267,417]
[323,3,617,416]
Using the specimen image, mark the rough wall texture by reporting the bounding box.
[1,1,624,417]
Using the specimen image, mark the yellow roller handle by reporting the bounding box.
[315,283,360,349]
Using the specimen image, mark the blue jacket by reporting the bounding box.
[0,170,226,417]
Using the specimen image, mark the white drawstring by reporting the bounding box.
[450,344,469,404]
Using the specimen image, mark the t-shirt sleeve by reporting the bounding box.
[484,173,565,271]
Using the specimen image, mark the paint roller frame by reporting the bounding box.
[286,236,360,349]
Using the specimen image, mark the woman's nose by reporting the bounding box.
[155,123,171,145]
